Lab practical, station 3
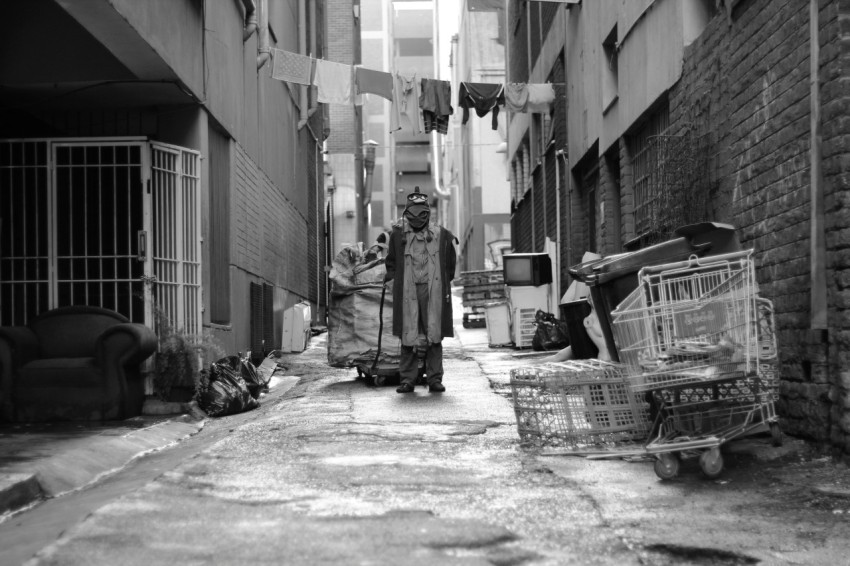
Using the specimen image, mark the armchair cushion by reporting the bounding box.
[20,358,100,388]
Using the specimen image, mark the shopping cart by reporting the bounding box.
[509,360,650,449]
[611,251,780,479]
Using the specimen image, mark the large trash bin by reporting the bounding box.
[567,222,741,363]
[558,300,598,359]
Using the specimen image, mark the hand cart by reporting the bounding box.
[611,251,780,479]
[354,284,425,387]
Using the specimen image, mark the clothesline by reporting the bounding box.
[270,47,558,134]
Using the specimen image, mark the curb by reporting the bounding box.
[0,415,205,518]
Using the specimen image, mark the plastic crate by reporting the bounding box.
[509,360,650,448]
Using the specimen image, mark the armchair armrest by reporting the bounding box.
[96,323,158,368]
[0,326,40,420]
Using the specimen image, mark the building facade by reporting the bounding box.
[0,0,327,372]
[447,0,512,272]
[506,0,850,454]
[359,0,443,244]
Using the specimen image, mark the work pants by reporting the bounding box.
[399,282,444,386]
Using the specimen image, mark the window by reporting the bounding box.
[208,126,231,324]
[628,104,670,240]
[602,26,618,113]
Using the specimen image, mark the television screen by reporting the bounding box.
[504,257,533,285]
[503,253,552,286]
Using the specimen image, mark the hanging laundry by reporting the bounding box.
[391,73,424,134]
[419,78,453,135]
[458,82,505,130]
[504,83,556,113]
[313,60,354,105]
[270,48,314,85]
[356,67,393,101]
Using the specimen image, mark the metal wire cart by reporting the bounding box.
[611,251,781,479]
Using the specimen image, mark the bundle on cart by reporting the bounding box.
[327,242,401,370]
[509,360,650,449]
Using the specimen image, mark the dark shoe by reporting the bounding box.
[396,383,415,393]
[428,382,446,393]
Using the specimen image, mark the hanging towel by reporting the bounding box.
[458,82,504,130]
[356,67,393,101]
[313,60,354,105]
[504,83,555,113]
[270,49,314,85]
[504,83,530,113]
[391,73,424,134]
[419,78,453,135]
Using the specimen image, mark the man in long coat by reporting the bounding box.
[385,187,457,393]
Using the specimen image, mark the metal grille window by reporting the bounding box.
[0,138,201,338]
[629,105,670,237]
[0,141,50,325]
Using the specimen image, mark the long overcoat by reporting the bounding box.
[384,223,457,340]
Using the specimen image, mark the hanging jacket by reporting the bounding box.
[458,82,505,130]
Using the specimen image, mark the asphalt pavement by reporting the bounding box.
[2,292,848,565]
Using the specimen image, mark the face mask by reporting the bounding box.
[404,204,430,231]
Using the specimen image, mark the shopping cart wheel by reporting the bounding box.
[770,422,783,447]
[698,448,724,479]
[654,453,680,480]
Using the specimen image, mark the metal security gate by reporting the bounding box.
[0,138,201,337]
[53,141,147,322]
[148,142,202,337]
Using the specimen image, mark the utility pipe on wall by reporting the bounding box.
[809,0,827,331]
[256,0,270,69]
[555,148,566,296]
[241,0,258,41]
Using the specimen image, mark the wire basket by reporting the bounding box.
[509,360,650,448]
[611,252,759,392]
[651,376,777,442]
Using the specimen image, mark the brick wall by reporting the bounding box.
[234,143,309,297]
[666,0,850,452]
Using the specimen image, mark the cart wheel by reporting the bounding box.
[699,448,724,479]
[654,453,680,480]
[770,422,783,447]
[374,374,386,387]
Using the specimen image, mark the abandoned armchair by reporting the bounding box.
[0,306,157,423]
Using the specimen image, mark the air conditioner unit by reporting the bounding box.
[282,302,312,353]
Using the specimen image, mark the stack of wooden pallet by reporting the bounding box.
[457,270,506,328]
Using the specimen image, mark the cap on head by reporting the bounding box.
[406,186,429,206]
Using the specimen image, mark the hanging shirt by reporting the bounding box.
[419,79,453,135]
[355,67,393,101]
[458,82,505,130]
[270,49,314,86]
[391,73,424,134]
[313,60,354,105]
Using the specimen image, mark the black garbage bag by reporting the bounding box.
[223,355,266,399]
[196,358,260,417]
[532,310,569,352]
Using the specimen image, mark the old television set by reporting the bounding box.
[502,253,552,287]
